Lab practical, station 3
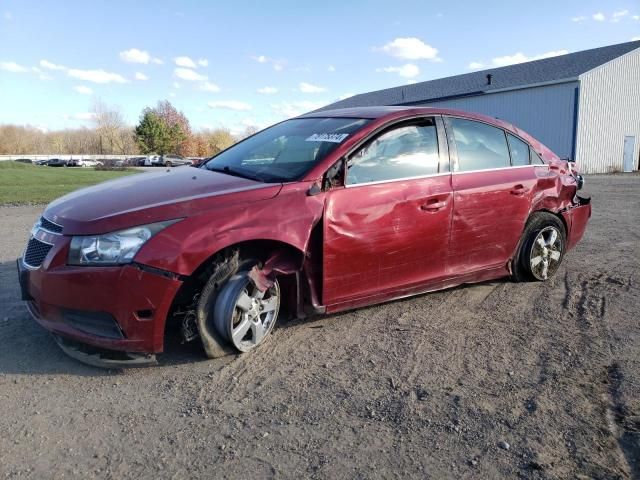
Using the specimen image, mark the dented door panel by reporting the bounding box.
[448,166,539,274]
[323,174,453,305]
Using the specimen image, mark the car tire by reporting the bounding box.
[165,161,172,167]
[213,271,280,353]
[512,212,566,282]
[196,251,274,358]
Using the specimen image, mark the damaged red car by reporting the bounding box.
[17,107,591,367]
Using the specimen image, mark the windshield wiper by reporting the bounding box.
[207,165,260,182]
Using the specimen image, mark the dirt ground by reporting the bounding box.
[0,174,639,479]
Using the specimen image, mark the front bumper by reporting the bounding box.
[17,256,183,360]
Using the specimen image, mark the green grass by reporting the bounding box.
[0,161,138,205]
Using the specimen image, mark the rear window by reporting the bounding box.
[507,134,530,166]
[205,117,369,182]
[450,118,510,172]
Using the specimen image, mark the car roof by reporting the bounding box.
[299,105,514,130]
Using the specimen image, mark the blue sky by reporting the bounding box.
[1,0,639,134]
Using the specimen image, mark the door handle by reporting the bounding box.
[510,184,528,196]
[420,198,448,212]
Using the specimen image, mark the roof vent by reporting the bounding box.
[486,74,493,85]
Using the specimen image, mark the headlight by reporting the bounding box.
[68,220,179,266]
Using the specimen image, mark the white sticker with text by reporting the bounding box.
[305,133,349,143]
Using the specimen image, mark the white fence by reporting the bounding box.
[0,154,134,161]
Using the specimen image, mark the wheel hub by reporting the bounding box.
[529,226,562,281]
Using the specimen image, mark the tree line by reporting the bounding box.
[0,100,255,157]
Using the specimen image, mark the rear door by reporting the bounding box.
[444,116,539,275]
[323,116,453,305]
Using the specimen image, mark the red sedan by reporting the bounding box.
[17,107,591,367]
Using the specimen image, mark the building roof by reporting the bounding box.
[319,41,640,111]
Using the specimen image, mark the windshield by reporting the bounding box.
[204,117,369,182]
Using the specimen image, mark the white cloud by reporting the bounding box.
[198,58,208,67]
[251,55,285,71]
[64,112,97,121]
[67,68,128,84]
[174,67,206,81]
[338,93,354,100]
[328,65,336,72]
[169,92,177,97]
[571,15,588,22]
[40,59,66,71]
[172,81,181,89]
[134,72,148,80]
[491,50,568,67]
[632,36,640,41]
[200,81,220,92]
[119,48,151,64]
[612,9,629,22]
[32,67,53,81]
[406,79,418,84]
[592,12,605,21]
[208,100,252,111]
[0,61,28,73]
[468,61,484,70]
[174,56,197,68]
[298,82,327,93]
[376,63,420,78]
[74,85,93,95]
[270,100,326,118]
[257,86,278,94]
[151,57,164,65]
[376,37,440,61]
[633,15,639,21]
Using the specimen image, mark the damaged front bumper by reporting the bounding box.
[17,257,183,368]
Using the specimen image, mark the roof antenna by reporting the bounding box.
[486,74,493,85]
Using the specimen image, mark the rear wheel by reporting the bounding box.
[512,212,566,282]
[165,161,172,167]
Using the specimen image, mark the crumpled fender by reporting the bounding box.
[135,181,325,276]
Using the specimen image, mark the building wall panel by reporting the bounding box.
[575,48,640,173]
[420,81,579,159]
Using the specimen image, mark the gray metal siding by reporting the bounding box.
[419,81,579,159]
[575,48,640,173]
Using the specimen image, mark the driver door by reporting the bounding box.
[322,117,453,306]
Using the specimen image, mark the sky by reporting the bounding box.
[1,0,639,135]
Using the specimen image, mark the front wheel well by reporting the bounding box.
[167,240,305,325]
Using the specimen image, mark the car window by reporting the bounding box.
[530,149,545,165]
[507,133,530,166]
[450,118,510,172]
[346,119,439,185]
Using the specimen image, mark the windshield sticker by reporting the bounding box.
[305,133,349,143]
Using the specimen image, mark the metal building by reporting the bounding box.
[321,41,640,174]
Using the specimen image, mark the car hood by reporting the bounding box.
[44,167,282,235]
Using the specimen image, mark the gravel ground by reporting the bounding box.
[0,174,639,479]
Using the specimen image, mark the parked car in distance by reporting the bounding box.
[152,154,191,167]
[189,157,209,168]
[67,159,83,167]
[14,158,32,164]
[34,159,50,166]
[17,106,590,367]
[47,158,67,167]
[80,159,102,168]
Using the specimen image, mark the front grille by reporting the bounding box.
[24,238,53,269]
[40,216,63,233]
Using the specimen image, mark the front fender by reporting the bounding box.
[135,182,325,275]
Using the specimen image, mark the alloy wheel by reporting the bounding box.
[529,226,562,280]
